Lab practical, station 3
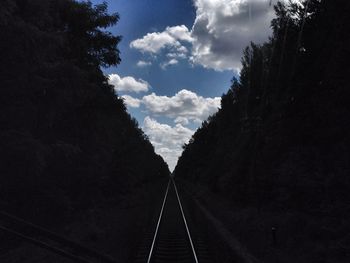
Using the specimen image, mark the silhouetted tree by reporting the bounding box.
[175,0,350,212]
[0,0,169,224]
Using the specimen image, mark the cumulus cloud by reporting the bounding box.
[130,31,175,53]
[190,0,275,71]
[143,116,194,171]
[142,89,221,124]
[119,89,220,125]
[166,25,194,42]
[130,0,278,72]
[108,74,150,93]
[136,60,152,67]
[121,95,141,108]
[174,116,190,126]
[160,58,179,69]
[130,25,193,54]
[167,52,187,59]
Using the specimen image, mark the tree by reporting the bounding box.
[0,0,169,224]
[175,0,350,210]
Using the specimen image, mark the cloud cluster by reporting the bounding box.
[125,0,292,170]
[142,89,221,124]
[130,0,276,71]
[130,25,192,54]
[136,60,152,67]
[121,95,141,108]
[143,116,194,171]
[120,89,221,126]
[108,74,150,93]
[120,89,220,169]
[160,58,179,69]
[190,0,275,71]
[130,25,193,69]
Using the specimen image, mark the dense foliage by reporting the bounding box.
[0,0,169,223]
[175,0,350,212]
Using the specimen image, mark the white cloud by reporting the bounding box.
[130,31,175,53]
[130,26,190,69]
[167,52,187,59]
[160,58,179,69]
[166,25,194,42]
[174,116,190,126]
[130,0,278,72]
[130,25,193,54]
[108,74,150,93]
[142,89,221,124]
[130,25,192,68]
[190,0,276,71]
[136,60,152,67]
[121,95,141,108]
[143,116,194,171]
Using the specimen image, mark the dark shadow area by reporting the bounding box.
[0,0,169,261]
[1,0,350,262]
[175,1,350,262]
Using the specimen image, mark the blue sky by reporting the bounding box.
[89,0,278,170]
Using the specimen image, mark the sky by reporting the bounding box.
[88,0,280,171]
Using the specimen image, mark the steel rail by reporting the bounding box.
[147,179,171,263]
[172,178,199,263]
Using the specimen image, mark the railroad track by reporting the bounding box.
[0,179,214,263]
[134,178,212,263]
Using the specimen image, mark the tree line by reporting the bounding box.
[0,0,169,225]
[175,0,350,213]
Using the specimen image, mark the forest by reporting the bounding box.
[175,0,349,260]
[0,0,169,228]
[1,0,349,262]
